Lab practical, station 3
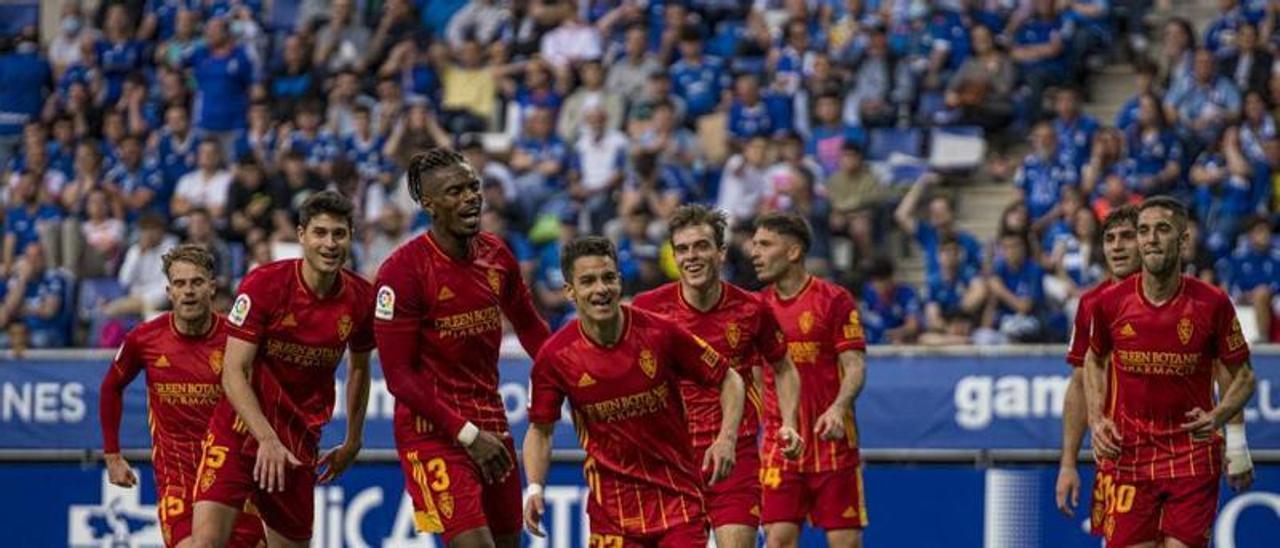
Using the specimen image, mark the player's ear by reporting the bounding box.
[563,281,575,303]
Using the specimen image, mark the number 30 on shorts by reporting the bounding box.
[589,534,623,548]
[1096,475,1136,514]
[408,453,451,493]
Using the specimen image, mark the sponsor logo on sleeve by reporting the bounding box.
[376,286,396,320]
[228,294,251,326]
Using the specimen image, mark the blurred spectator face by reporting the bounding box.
[778,137,803,162]
[1248,221,1272,250]
[646,74,672,99]
[22,123,46,147]
[1031,123,1056,155]
[678,37,703,61]
[928,196,954,228]
[407,104,430,130]
[1000,234,1027,267]
[166,106,190,135]
[188,210,213,241]
[74,143,100,177]
[249,103,270,128]
[197,141,222,171]
[1239,24,1258,51]
[26,143,48,171]
[161,69,188,102]
[106,5,129,36]
[811,53,832,81]
[1002,202,1029,233]
[336,72,359,99]
[1193,50,1215,83]
[236,162,264,188]
[1073,208,1097,238]
[526,62,551,89]
[458,40,483,67]
[625,27,647,57]
[15,173,39,204]
[652,102,675,130]
[283,154,307,181]
[297,109,321,132]
[1060,186,1083,217]
[284,36,306,66]
[86,189,109,221]
[526,108,554,139]
[672,222,724,291]
[816,95,841,123]
[1096,129,1122,161]
[354,109,372,136]
[53,118,75,145]
[332,0,354,22]
[971,26,994,55]
[67,82,90,109]
[839,147,864,173]
[744,138,769,167]
[1102,218,1140,276]
[103,113,126,143]
[1219,0,1239,12]
[1137,95,1160,127]
[581,62,605,89]
[119,138,142,167]
[585,107,607,134]
[1033,0,1055,17]
[377,78,401,102]
[23,242,46,273]
[140,222,164,248]
[1055,90,1080,119]
[1181,219,1201,261]
[938,240,960,272]
[735,75,760,104]
[786,20,809,51]
[1102,174,1129,201]
[1244,92,1267,123]
[176,9,199,39]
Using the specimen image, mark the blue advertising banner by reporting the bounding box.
[1,461,1276,547]
[1,352,1278,452]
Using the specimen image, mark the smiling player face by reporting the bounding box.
[566,255,622,325]
[423,164,484,240]
[298,213,351,275]
[672,224,724,292]
[1103,221,1141,278]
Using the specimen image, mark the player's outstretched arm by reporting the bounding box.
[1056,368,1087,516]
[99,341,144,488]
[703,368,746,486]
[522,422,555,538]
[815,350,866,441]
[770,355,804,458]
[221,336,300,493]
[1082,349,1120,459]
[319,350,371,483]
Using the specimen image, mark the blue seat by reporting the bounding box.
[867,128,923,161]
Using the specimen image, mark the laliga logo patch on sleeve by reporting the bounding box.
[229,294,251,326]
[376,286,396,320]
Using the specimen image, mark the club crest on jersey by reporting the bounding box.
[229,294,251,326]
[639,349,657,378]
[1228,317,1246,351]
[843,311,865,340]
[438,492,455,519]
[338,315,353,341]
[725,322,741,348]
[487,269,501,295]
[209,350,224,375]
[375,286,395,320]
[799,311,815,335]
[1177,317,1193,345]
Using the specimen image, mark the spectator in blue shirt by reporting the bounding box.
[860,256,922,344]
[186,18,256,148]
[894,174,984,286]
[105,134,165,223]
[1011,0,1069,119]
[670,26,730,120]
[1205,0,1247,57]
[1189,127,1256,257]
[234,101,276,166]
[282,101,338,172]
[2,172,62,277]
[1064,0,1112,85]
[512,59,564,127]
[150,103,199,206]
[1016,122,1078,228]
[806,92,865,176]
[1127,93,1185,196]
[728,73,774,144]
[1052,87,1100,172]
[266,34,323,122]
[95,5,146,105]
[1221,216,1279,342]
[1166,49,1242,150]
[0,243,70,350]
[920,234,987,345]
[533,210,577,330]
[340,105,394,188]
[510,106,571,222]
[1114,58,1159,133]
[0,33,51,171]
[986,230,1047,342]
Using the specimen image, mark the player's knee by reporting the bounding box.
[449,528,497,548]
[182,536,219,548]
[764,526,800,548]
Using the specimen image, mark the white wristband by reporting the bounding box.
[525,483,544,499]
[457,422,480,447]
[1226,423,1253,476]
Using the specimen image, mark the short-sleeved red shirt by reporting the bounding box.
[528,306,728,536]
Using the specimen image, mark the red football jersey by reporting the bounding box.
[528,307,728,536]
[1089,275,1251,481]
[374,232,549,444]
[212,259,376,461]
[1066,278,1119,368]
[760,276,867,473]
[632,281,788,454]
[101,313,229,490]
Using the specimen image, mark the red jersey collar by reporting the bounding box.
[294,258,343,301]
[424,230,476,264]
[168,312,220,340]
[678,281,725,314]
[577,306,632,350]
[1135,272,1184,310]
[772,274,814,303]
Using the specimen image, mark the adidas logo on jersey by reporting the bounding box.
[281,313,297,327]
[577,373,596,387]
[438,286,455,301]
[1120,323,1136,338]
[842,506,858,519]
[155,355,170,368]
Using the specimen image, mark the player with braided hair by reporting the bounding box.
[374,147,550,547]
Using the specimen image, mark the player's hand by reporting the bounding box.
[465,430,514,485]
[778,426,804,460]
[254,438,302,493]
[1180,407,1221,439]
[1226,446,1255,493]
[523,489,546,537]
[105,453,137,488]
[1228,467,1255,493]
[317,441,361,484]
[1055,466,1080,517]
[1089,417,1122,460]
[702,436,736,486]
[814,406,847,441]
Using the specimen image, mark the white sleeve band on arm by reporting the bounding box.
[525,483,544,500]
[1226,423,1253,475]
[457,422,480,447]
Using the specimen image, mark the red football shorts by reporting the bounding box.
[158,482,265,547]
[1087,463,1115,537]
[396,436,522,544]
[588,517,709,547]
[1102,474,1219,548]
[193,424,317,542]
[702,441,762,529]
[760,464,868,530]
